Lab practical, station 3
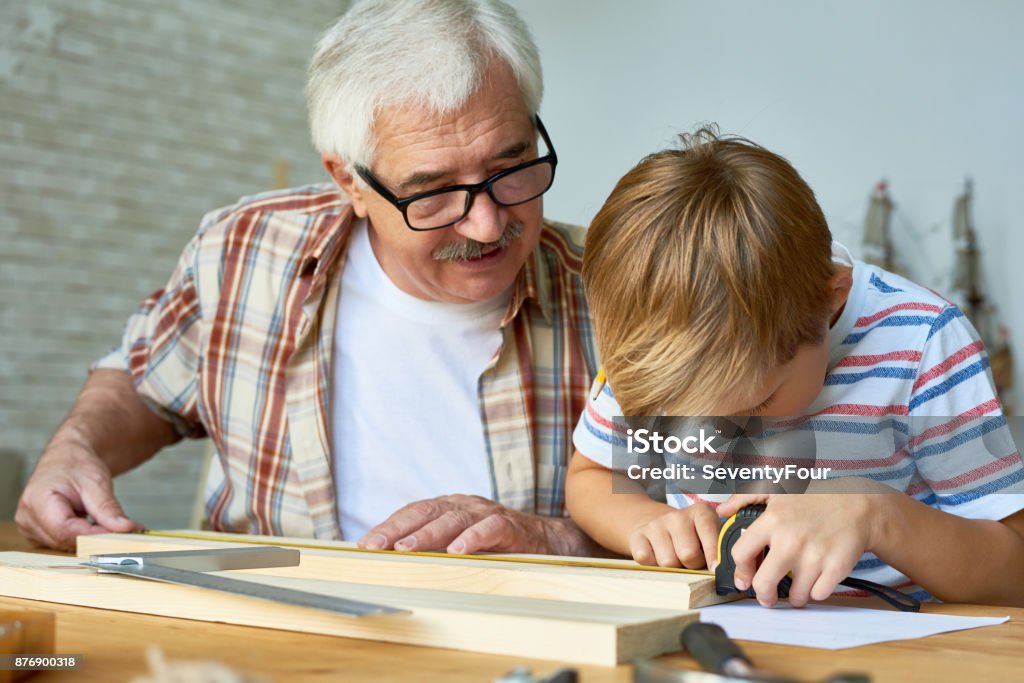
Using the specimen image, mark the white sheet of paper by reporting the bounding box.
[700,602,1008,649]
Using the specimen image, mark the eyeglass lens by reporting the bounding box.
[405,162,553,229]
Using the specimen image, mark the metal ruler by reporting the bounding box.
[82,546,408,618]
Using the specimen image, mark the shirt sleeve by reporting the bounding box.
[571,374,629,469]
[90,234,207,440]
[908,305,1024,520]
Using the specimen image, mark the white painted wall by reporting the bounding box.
[515,0,1023,407]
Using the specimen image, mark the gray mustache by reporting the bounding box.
[432,222,524,262]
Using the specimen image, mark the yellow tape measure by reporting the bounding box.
[142,529,712,576]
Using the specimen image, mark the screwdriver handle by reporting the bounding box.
[680,622,752,676]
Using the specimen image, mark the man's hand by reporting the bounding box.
[357,494,593,556]
[628,502,720,569]
[16,431,143,552]
[716,485,885,607]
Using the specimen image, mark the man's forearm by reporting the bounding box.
[50,368,180,474]
[873,495,1024,605]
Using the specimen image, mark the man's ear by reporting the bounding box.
[828,265,854,320]
[322,154,369,218]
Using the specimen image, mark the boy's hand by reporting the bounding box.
[716,488,884,607]
[628,503,721,569]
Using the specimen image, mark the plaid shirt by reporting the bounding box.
[95,184,598,539]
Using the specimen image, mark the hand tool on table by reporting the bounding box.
[494,666,578,683]
[82,546,408,618]
[633,622,869,683]
[715,506,920,612]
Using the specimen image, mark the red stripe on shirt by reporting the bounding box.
[906,399,1002,448]
[912,341,985,392]
[924,452,1022,492]
[855,302,945,327]
[586,400,629,434]
[812,404,909,417]
[834,350,922,367]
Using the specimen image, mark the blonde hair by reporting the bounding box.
[584,128,834,416]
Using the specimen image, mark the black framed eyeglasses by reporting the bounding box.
[356,116,557,231]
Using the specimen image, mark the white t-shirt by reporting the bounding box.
[332,219,509,540]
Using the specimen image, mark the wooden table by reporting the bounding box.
[1,522,1020,682]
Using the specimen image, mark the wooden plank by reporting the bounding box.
[77,531,727,611]
[0,552,696,666]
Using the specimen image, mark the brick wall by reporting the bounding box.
[0,1,346,526]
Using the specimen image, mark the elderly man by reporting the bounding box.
[17,0,598,554]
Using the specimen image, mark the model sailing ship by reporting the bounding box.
[861,180,904,275]
[951,179,1015,411]
[861,178,1015,412]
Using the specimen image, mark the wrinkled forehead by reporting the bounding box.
[368,63,535,176]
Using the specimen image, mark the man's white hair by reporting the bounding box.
[306,0,543,169]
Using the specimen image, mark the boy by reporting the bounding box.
[567,129,1024,607]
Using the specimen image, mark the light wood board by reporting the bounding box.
[0,552,696,665]
[77,531,727,611]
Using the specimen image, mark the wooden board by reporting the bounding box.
[0,552,696,666]
[77,531,727,611]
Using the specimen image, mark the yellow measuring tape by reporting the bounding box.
[142,529,711,576]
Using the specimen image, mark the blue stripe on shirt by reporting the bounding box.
[581,411,627,447]
[926,306,963,340]
[913,417,1008,460]
[909,358,990,411]
[824,367,917,385]
[933,467,1024,506]
[869,273,903,293]
[843,315,937,345]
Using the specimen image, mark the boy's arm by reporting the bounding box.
[872,496,1024,605]
[565,450,671,556]
[565,450,720,567]
[718,486,1024,607]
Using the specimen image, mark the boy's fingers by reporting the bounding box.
[750,545,795,608]
[716,493,769,518]
[629,532,657,566]
[648,526,683,568]
[665,521,703,568]
[810,562,851,602]
[693,507,723,569]
[728,519,771,591]
[786,560,820,608]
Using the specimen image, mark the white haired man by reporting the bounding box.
[17,0,599,554]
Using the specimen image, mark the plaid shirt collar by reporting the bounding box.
[299,207,553,327]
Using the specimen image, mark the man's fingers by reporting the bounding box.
[359,499,443,550]
[394,509,474,552]
[26,492,94,551]
[78,472,139,532]
[448,513,518,554]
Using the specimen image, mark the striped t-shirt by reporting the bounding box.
[572,243,1024,600]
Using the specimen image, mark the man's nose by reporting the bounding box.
[453,190,505,244]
